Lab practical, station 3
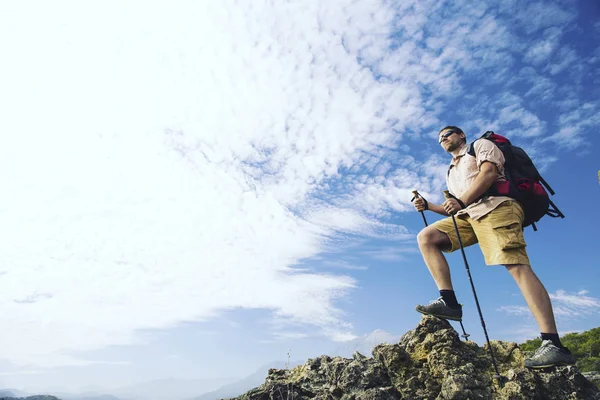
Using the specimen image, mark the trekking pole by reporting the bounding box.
[411,190,429,227]
[412,190,470,341]
[443,190,502,381]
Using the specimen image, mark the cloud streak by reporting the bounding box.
[499,290,600,321]
[0,0,426,367]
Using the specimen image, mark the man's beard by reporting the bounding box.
[445,142,461,152]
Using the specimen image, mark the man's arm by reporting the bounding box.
[428,202,450,216]
[413,197,449,216]
[442,161,500,215]
[459,161,498,206]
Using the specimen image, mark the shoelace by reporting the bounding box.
[531,341,554,359]
[429,297,446,305]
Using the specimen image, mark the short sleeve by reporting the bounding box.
[473,139,505,174]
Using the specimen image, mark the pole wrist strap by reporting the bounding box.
[411,194,429,210]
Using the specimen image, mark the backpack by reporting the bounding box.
[466,131,564,231]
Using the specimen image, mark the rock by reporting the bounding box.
[231,316,600,400]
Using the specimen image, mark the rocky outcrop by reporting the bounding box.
[232,316,600,399]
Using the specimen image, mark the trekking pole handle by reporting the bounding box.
[412,190,429,226]
[443,190,451,200]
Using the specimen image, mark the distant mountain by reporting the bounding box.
[0,390,18,398]
[0,389,30,398]
[1,330,399,400]
[108,377,237,400]
[2,376,240,400]
[192,361,303,400]
[1,388,123,400]
[194,329,399,400]
[0,395,61,400]
[47,393,122,400]
[0,388,63,400]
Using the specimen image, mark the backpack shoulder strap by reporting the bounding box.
[467,131,497,157]
[467,140,478,157]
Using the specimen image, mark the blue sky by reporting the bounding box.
[0,0,599,396]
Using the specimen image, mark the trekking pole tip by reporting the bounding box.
[493,374,505,388]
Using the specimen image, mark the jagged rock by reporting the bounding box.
[231,315,600,400]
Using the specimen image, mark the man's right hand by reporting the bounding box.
[414,197,427,212]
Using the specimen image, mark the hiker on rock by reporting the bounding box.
[412,126,575,369]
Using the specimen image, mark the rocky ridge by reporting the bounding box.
[232,316,600,399]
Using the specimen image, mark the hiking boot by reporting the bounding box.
[524,340,576,369]
[415,297,463,321]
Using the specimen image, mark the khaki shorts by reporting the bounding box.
[433,200,530,266]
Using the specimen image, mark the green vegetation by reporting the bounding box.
[520,327,600,372]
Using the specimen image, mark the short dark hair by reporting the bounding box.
[439,126,466,143]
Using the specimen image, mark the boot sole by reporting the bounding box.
[524,361,576,369]
[415,308,463,321]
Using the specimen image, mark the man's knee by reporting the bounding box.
[505,264,534,279]
[417,226,449,248]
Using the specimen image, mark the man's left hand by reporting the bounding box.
[442,198,464,215]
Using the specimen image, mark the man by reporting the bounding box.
[413,126,575,368]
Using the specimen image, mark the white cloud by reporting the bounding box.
[546,46,579,75]
[550,290,600,318]
[496,104,545,137]
[320,260,368,271]
[523,27,563,65]
[0,0,432,368]
[515,2,575,35]
[525,40,556,65]
[359,246,417,262]
[497,305,530,316]
[499,290,600,322]
[545,102,600,149]
[522,76,555,101]
[302,206,409,239]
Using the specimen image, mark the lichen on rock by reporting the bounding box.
[231,316,600,400]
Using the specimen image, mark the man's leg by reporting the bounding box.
[506,263,576,368]
[417,226,454,290]
[505,264,557,333]
[414,224,467,321]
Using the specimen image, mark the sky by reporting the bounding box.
[0,0,599,395]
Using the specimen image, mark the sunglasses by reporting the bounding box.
[438,130,458,143]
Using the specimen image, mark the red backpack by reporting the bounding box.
[467,131,564,231]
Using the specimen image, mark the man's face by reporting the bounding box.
[438,129,464,152]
